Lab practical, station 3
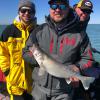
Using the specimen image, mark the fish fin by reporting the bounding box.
[81,77,95,90]
[38,66,46,76]
[66,79,71,84]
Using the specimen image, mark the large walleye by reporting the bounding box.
[29,44,95,90]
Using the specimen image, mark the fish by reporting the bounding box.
[29,44,95,90]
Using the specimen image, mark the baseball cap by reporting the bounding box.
[77,0,93,12]
[48,0,69,5]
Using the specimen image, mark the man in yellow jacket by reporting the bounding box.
[0,0,37,99]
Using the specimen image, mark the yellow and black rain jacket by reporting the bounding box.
[0,17,36,95]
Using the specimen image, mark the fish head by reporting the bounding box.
[29,44,44,65]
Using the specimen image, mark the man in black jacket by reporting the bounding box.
[73,1,100,100]
[73,0,93,31]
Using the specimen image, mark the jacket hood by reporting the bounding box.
[45,9,80,34]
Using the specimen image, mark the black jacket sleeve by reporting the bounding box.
[22,29,38,66]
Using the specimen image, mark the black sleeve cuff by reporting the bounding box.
[4,69,10,76]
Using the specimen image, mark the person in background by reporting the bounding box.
[73,0,93,31]
[73,1,100,100]
[0,0,37,100]
[22,0,96,100]
[73,0,100,59]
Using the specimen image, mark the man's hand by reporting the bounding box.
[69,76,80,88]
[69,65,80,72]
[69,65,80,88]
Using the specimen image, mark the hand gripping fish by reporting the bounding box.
[29,44,95,90]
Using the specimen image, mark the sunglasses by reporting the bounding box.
[81,9,91,14]
[50,4,67,10]
[20,8,34,14]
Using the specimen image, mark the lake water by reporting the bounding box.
[0,24,100,62]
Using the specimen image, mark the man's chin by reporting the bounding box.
[80,17,87,22]
[22,20,32,25]
[25,19,32,23]
[54,17,63,22]
[25,19,31,22]
[80,18,86,22]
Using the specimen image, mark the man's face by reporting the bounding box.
[49,3,69,22]
[75,7,91,21]
[19,7,35,24]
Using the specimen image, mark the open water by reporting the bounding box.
[0,24,100,62]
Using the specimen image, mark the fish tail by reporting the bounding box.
[81,76,95,90]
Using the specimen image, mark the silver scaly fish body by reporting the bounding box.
[29,44,95,90]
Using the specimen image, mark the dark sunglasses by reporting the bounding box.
[20,8,34,14]
[81,9,92,14]
[50,4,67,10]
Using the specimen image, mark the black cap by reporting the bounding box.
[77,0,93,12]
[48,0,69,5]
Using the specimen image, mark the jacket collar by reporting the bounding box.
[13,15,37,32]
